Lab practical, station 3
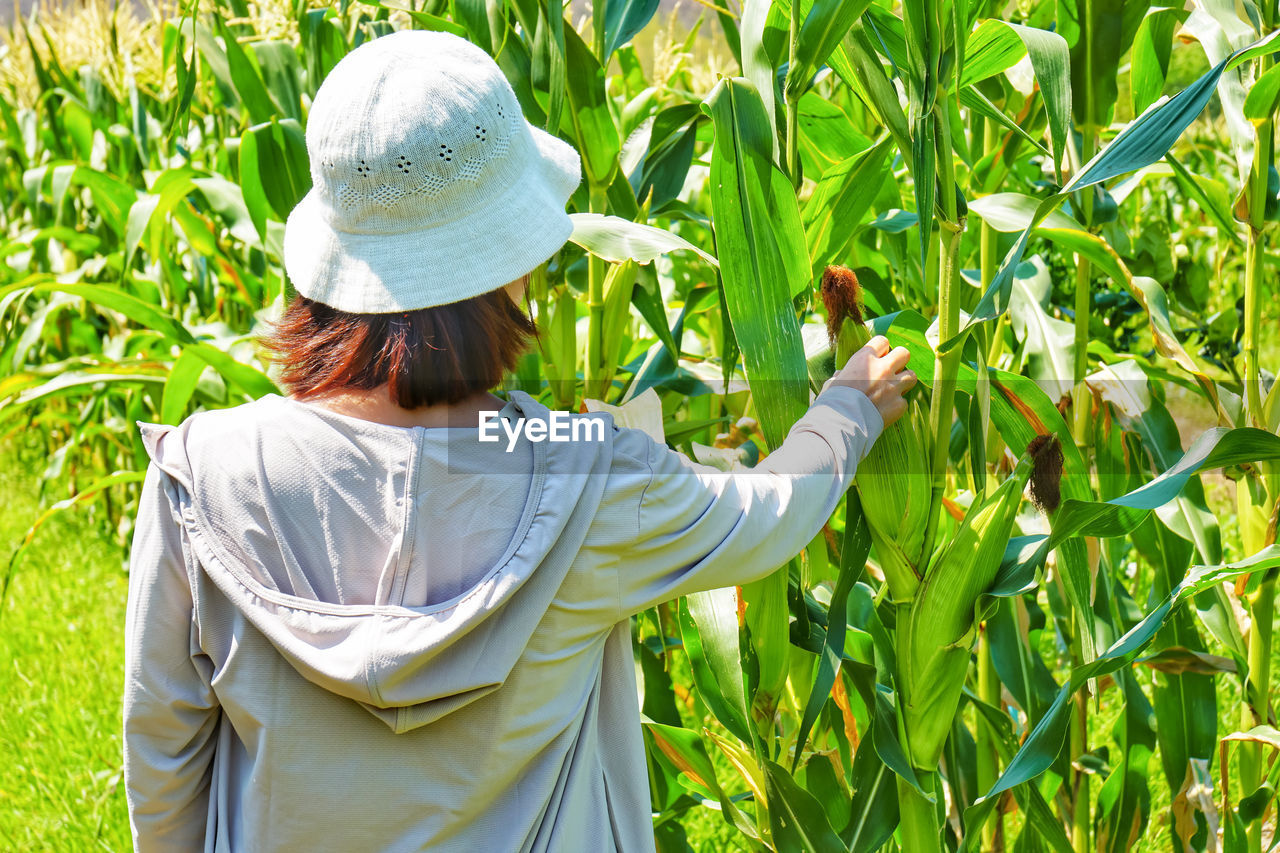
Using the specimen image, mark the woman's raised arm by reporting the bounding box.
[595,337,914,619]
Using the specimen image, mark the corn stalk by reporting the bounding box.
[1238,9,1280,851]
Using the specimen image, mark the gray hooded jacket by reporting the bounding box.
[123,386,882,852]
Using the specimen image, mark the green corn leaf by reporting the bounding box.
[297,8,349,97]
[567,213,718,266]
[125,169,251,268]
[1172,4,1258,178]
[371,2,467,37]
[162,348,207,426]
[797,93,874,179]
[1222,727,1280,823]
[844,731,900,852]
[1059,0,1146,131]
[58,100,94,162]
[1056,427,1280,543]
[961,545,1280,847]
[1095,361,1243,659]
[69,166,137,238]
[958,19,1026,87]
[193,20,239,109]
[959,21,1071,172]
[680,591,752,744]
[599,0,660,60]
[871,684,929,798]
[1005,256,1074,403]
[742,561,791,728]
[802,136,894,282]
[793,490,872,769]
[898,0,936,115]
[945,31,1280,354]
[909,113,935,268]
[3,280,195,345]
[215,16,278,125]
[601,259,639,374]
[539,2,568,137]
[563,26,620,188]
[642,720,724,801]
[701,76,810,450]
[784,0,875,100]
[1130,516,1220,834]
[962,691,1072,852]
[1070,28,1280,189]
[739,0,782,166]
[641,720,762,840]
[250,40,304,123]
[176,342,277,400]
[1165,154,1246,246]
[7,291,78,372]
[0,281,277,399]
[635,104,704,209]
[239,119,311,241]
[1092,577,1159,853]
[838,22,912,158]
[0,368,169,412]
[763,759,847,852]
[187,176,259,245]
[958,87,1052,158]
[802,754,850,835]
[1131,7,1186,115]
[970,192,1214,394]
[998,427,1280,591]
[1244,61,1280,120]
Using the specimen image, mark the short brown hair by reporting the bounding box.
[259,287,536,409]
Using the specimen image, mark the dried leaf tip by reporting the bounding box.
[820,265,864,346]
[1027,433,1063,513]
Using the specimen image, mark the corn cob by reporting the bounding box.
[897,434,1063,768]
[821,265,933,600]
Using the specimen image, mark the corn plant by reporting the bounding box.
[2,0,1280,850]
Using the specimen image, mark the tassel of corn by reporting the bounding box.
[897,433,1064,769]
[821,265,933,600]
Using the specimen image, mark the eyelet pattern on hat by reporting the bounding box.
[322,106,513,215]
[307,83,523,233]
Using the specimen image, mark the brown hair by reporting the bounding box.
[259,285,536,409]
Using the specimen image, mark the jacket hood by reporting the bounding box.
[138,391,614,733]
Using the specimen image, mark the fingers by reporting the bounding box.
[879,395,908,427]
[895,369,917,391]
[884,345,910,373]
[866,335,890,357]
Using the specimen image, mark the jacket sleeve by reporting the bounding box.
[123,461,220,853]
[609,384,884,618]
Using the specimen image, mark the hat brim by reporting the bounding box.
[283,125,582,314]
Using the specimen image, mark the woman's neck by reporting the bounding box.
[294,385,502,429]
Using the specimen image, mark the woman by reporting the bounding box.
[123,29,915,853]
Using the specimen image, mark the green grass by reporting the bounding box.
[0,433,132,852]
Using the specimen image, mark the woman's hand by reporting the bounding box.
[827,336,916,427]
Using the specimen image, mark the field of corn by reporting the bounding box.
[1,0,1280,849]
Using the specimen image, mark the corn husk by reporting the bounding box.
[897,452,1034,768]
[821,266,933,599]
[854,400,934,598]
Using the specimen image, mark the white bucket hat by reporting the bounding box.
[283,29,583,313]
